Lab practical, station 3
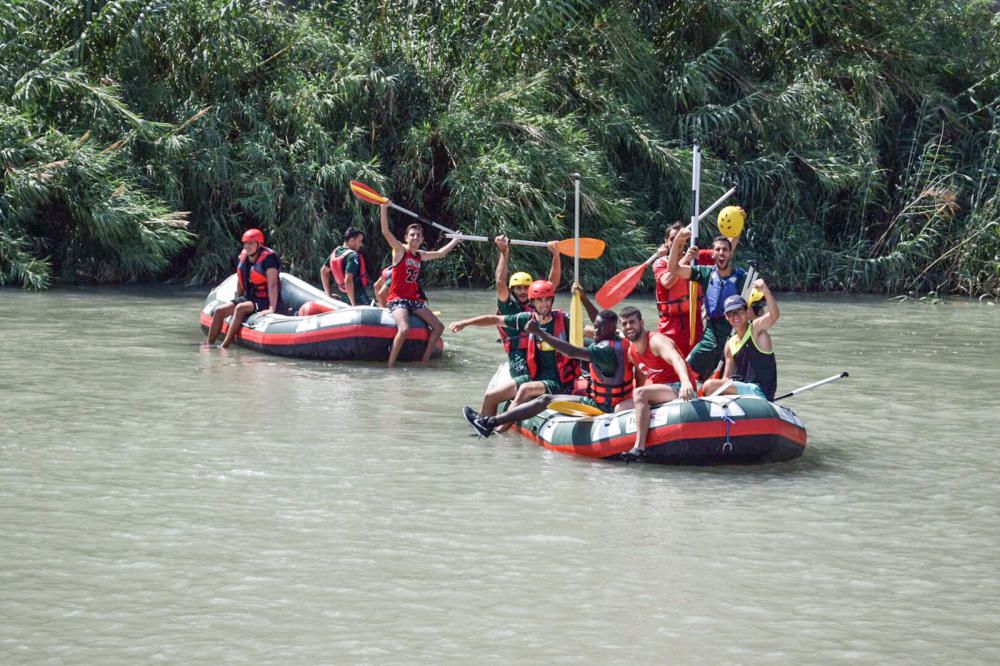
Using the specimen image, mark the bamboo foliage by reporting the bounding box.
[0,0,997,296]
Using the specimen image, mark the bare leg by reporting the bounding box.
[631,384,679,453]
[220,301,255,348]
[492,394,555,426]
[480,380,516,417]
[387,307,410,368]
[496,381,546,433]
[614,397,634,412]
[412,307,444,364]
[701,378,736,397]
[207,302,236,343]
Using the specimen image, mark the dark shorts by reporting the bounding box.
[511,375,570,395]
[387,298,426,313]
[232,296,271,313]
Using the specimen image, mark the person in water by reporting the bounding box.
[494,234,562,380]
[667,226,748,380]
[701,280,780,401]
[207,228,282,349]
[653,221,739,357]
[380,202,460,367]
[450,280,582,426]
[461,304,634,438]
[618,306,697,456]
[321,226,373,306]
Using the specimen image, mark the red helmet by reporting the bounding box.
[527,279,555,300]
[241,228,265,244]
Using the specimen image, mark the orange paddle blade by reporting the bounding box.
[556,237,606,259]
[595,262,648,309]
[349,180,388,205]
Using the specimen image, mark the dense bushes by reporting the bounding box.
[2,0,998,296]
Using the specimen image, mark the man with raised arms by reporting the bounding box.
[701,280,780,401]
[618,306,697,457]
[667,226,748,381]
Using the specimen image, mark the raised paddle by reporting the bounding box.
[548,400,605,417]
[594,186,737,309]
[350,180,458,236]
[774,372,849,401]
[569,173,584,346]
[443,233,606,259]
[689,143,702,347]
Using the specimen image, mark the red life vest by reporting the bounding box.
[497,298,532,354]
[328,247,370,292]
[628,330,696,385]
[588,337,634,410]
[653,249,714,318]
[236,246,277,300]
[526,310,580,385]
[387,250,423,302]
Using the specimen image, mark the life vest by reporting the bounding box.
[653,250,714,319]
[588,337,634,410]
[236,246,278,300]
[705,267,747,320]
[497,297,532,354]
[728,325,778,401]
[526,309,580,385]
[387,250,423,302]
[627,330,696,385]
[328,247,370,292]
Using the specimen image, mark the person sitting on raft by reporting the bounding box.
[207,228,282,349]
[320,226,373,306]
[667,226,748,381]
[460,304,635,438]
[701,280,779,401]
[380,202,460,367]
[618,306,697,457]
[450,280,583,428]
[654,221,739,358]
[372,266,392,308]
[494,234,562,377]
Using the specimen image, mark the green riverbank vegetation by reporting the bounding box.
[2,1,998,296]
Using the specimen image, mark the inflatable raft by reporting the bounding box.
[489,366,806,465]
[200,273,443,361]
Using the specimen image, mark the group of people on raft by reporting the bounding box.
[204,201,780,456]
[453,219,780,457]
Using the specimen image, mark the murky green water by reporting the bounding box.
[1,286,997,664]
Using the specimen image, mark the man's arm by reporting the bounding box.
[667,227,694,280]
[573,283,599,323]
[343,272,356,306]
[547,241,562,290]
[751,278,779,333]
[449,313,506,333]
[379,203,404,254]
[421,236,461,260]
[721,341,735,379]
[652,335,695,400]
[524,318,590,361]
[320,265,332,296]
[265,267,280,313]
[495,235,510,302]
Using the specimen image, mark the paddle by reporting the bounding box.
[570,173,584,346]
[774,372,849,401]
[689,143,702,347]
[444,233,606,259]
[548,400,605,417]
[594,186,737,309]
[350,180,458,236]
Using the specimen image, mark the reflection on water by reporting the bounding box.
[1,286,997,665]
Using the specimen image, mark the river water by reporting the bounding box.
[1,286,997,665]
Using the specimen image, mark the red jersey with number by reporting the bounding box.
[387,250,423,302]
[627,330,696,385]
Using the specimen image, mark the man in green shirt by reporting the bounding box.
[321,227,373,306]
[667,226,748,380]
[493,234,562,377]
[461,305,636,438]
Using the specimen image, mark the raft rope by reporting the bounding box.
[721,401,736,454]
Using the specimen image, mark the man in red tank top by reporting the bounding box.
[619,306,696,457]
[379,202,461,367]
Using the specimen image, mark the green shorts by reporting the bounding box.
[687,319,728,381]
[511,375,570,395]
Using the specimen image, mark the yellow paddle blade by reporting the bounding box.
[569,291,584,347]
[548,400,604,417]
[556,237,606,259]
[349,180,388,205]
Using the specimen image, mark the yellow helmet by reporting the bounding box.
[718,205,746,238]
[748,288,765,307]
[509,272,533,288]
